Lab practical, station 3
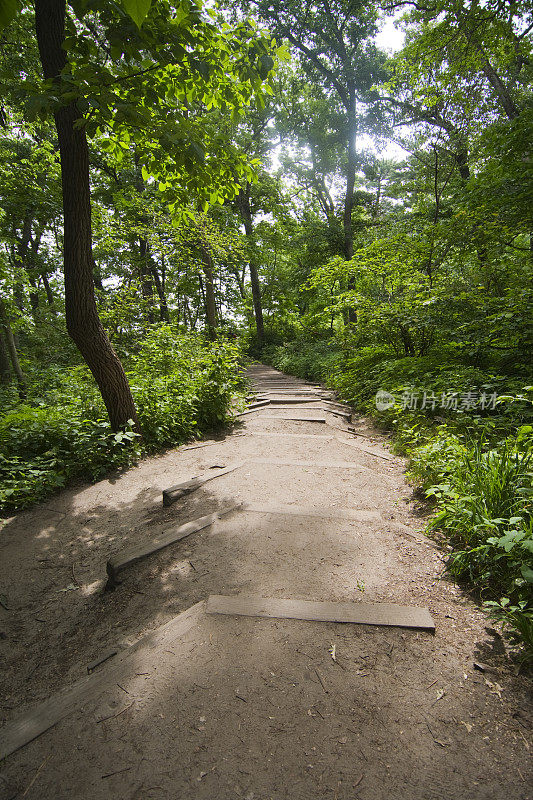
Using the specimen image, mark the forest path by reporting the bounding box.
[0,365,531,799]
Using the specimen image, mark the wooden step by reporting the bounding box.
[106,506,240,587]
[162,462,244,507]
[206,594,435,632]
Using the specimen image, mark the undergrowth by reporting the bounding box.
[0,327,245,511]
[261,335,533,664]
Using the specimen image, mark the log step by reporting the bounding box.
[162,462,244,507]
[206,594,435,632]
[106,505,240,587]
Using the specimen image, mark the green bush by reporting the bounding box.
[0,328,245,510]
[261,336,533,661]
[0,408,139,508]
[265,337,344,384]
[425,441,533,664]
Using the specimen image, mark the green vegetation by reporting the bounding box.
[0,0,531,658]
[0,329,244,509]
[263,337,533,662]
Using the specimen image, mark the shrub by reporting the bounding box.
[0,328,245,510]
[0,409,139,508]
[261,335,533,661]
[265,337,344,384]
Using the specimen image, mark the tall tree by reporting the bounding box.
[4,0,276,428]
[34,0,140,430]
[246,0,387,262]
[234,109,279,342]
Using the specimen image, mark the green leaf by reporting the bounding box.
[259,54,274,79]
[121,0,152,28]
[0,0,21,32]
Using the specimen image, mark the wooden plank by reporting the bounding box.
[261,389,330,395]
[269,397,321,404]
[255,386,324,392]
[243,503,382,522]
[264,405,325,411]
[236,407,269,418]
[338,427,372,440]
[106,505,239,586]
[322,399,352,412]
[324,407,351,420]
[253,383,320,389]
[183,441,219,451]
[246,399,271,410]
[246,457,384,478]
[206,595,435,632]
[184,434,246,450]
[250,458,366,470]
[248,432,332,440]
[252,378,309,382]
[253,415,327,423]
[335,435,395,462]
[0,602,204,761]
[162,462,244,506]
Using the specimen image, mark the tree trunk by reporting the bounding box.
[11,213,33,315]
[139,236,155,323]
[0,326,12,384]
[27,224,46,319]
[28,276,40,320]
[42,272,55,307]
[374,173,381,218]
[481,59,520,119]
[0,299,25,393]
[238,185,265,342]
[228,265,246,299]
[34,0,140,432]
[150,257,170,322]
[455,148,470,181]
[343,93,357,324]
[200,244,217,340]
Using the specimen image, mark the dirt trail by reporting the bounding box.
[0,364,531,799]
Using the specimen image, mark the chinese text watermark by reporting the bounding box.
[375,389,498,412]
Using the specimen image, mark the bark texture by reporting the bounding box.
[238,185,265,342]
[0,299,25,392]
[200,244,218,340]
[34,0,140,431]
[0,325,12,384]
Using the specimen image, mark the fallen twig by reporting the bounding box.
[101,766,132,779]
[22,755,51,797]
[426,721,447,747]
[338,427,371,440]
[431,688,446,706]
[87,649,118,674]
[315,668,328,694]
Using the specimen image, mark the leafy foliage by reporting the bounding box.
[260,333,533,661]
[0,0,532,661]
[0,328,244,509]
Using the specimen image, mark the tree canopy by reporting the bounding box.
[0,0,532,655]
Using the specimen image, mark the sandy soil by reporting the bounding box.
[0,364,531,799]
